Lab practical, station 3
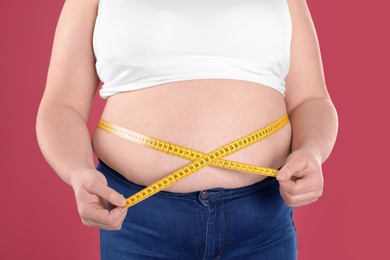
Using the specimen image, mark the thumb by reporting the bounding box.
[276,164,295,182]
[89,181,127,207]
[277,155,308,183]
[111,192,127,208]
[277,150,306,182]
[104,189,127,208]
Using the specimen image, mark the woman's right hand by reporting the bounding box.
[70,169,128,230]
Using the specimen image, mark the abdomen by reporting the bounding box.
[92,79,292,192]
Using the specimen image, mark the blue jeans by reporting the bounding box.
[97,160,297,260]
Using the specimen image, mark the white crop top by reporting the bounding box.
[93,0,292,98]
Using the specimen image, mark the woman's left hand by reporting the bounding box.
[276,149,324,207]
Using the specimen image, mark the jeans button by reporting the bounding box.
[201,191,210,200]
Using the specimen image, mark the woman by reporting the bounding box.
[36,0,338,259]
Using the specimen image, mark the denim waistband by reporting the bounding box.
[98,159,279,205]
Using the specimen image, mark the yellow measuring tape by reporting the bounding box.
[97,114,289,208]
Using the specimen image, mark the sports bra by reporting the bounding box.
[93,0,292,99]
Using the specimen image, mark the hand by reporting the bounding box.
[276,149,324,207]
[70,169,128,230]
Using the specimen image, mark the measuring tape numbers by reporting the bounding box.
[97,113,289,208]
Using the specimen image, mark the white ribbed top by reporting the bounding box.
[93,0,292,98]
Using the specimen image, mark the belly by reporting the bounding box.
[92,79,292,192]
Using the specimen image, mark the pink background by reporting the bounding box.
[1,0,388,259]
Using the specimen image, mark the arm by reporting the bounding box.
[36,0,127,229]
[276,0,339,207]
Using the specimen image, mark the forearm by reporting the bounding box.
[289,97,339,163]
[36,101,96,186]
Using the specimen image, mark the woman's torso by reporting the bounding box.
[92,0,292,192]
[93,80,292,192]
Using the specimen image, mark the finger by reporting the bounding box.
[79,178,128,228]
[280,189,321,207]
[279,176,323,207]
[82,205,128,230]
[80,201,127,229]
[279,176,316,195]
[107,207,128,230]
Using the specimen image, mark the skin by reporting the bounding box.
[36,0,338,230]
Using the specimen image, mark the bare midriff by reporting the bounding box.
[92,79,292,192]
